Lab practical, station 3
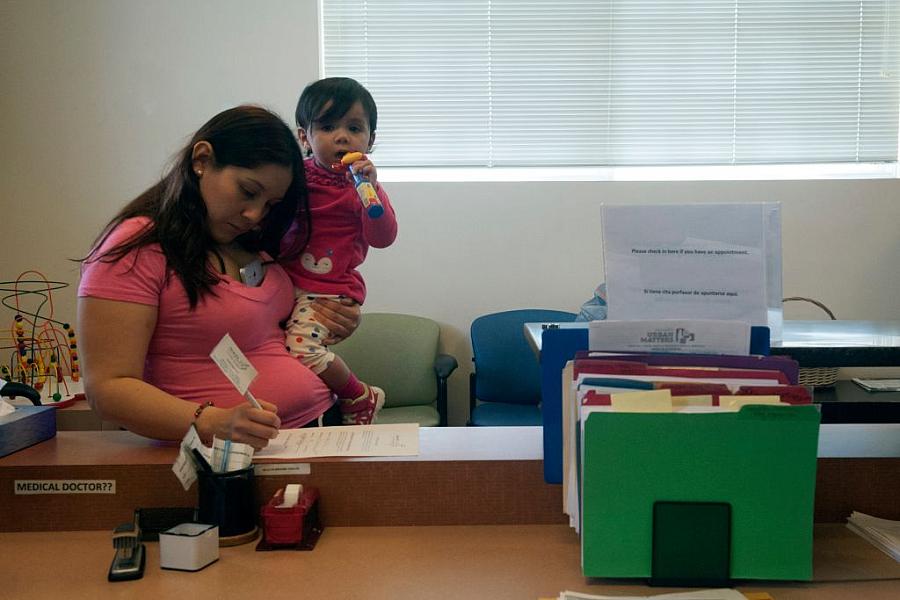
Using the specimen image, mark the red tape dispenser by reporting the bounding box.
[257,484,323,551]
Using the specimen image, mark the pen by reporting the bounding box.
[190,448,213,476]
[244,390,262,410]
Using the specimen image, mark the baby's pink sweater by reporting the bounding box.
[282,158,398,304]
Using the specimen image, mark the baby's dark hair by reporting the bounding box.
[295,77,377,134]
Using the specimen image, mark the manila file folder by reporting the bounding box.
[581,404,820,580]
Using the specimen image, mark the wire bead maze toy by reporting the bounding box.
[1,271,82,406]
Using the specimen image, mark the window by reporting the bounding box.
[322,1,900,168]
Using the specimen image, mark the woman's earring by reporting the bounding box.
[195,170,203,177]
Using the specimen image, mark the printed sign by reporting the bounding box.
[15,479,116,494]
[602,203,781,327]
[588,319,751,355]
[254,463,312,476]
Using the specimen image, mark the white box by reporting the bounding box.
[159,523,219,571]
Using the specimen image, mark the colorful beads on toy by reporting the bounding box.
[2,271,80,398]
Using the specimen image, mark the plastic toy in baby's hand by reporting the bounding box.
[331,152,384,218]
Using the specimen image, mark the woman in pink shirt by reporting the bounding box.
[78,106,359,449]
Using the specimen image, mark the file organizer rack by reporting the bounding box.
[580,405,820,581]
[540,325,771,484]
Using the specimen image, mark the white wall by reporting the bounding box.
[3,1,899,425]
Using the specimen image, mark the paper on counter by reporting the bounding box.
[559,588,748,599]
[172,425,211,491]
[847,511,900,562]
[0,399,15,417]
[256,423,419,460]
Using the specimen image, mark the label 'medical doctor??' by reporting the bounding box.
[14,479,116,494]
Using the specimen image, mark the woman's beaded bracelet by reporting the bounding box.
[192,401,214,425]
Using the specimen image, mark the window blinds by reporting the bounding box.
[322,0,900,167]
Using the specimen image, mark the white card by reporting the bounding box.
[209,333,257,395]
[588,319,751,355]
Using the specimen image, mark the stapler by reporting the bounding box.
[108,515,146,582]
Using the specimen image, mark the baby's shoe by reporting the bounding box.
[340,384,385,425]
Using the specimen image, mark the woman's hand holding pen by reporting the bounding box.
[196,400,281,451]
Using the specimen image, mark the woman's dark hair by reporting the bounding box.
[295,77,377,136]
[85,105,311,307]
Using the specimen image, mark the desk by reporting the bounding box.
[1,525,898,600]
[53,398,119,431]
[771,320,900,367]
[0,428,560,532]
[813,380,900,423]
[1,429,899,598]
[1,429,898,531]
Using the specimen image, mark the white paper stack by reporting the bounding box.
[847,511,900,562]
[558,588,747,600]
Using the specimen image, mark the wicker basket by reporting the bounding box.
[796,366,840,387]
[782,297,839,388]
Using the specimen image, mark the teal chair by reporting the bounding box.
[331,313,457,426]
[469,309,577,426]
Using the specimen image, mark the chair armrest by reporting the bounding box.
[433,353,458,427]
[434,353,458,379]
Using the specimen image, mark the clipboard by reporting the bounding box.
[579,404,820,580]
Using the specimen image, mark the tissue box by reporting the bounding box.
[159,523,219,571]
[260,486,321,546]
[0,406,56,458]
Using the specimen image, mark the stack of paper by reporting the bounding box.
[554,589,765,600]
[847,511,900,562]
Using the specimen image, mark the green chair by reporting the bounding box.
[331,313,458,426]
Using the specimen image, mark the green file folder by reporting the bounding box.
[580,404,820,580]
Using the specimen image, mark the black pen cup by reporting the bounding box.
[197,466,257,542]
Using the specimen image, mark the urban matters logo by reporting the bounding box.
[640,327,696,344]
